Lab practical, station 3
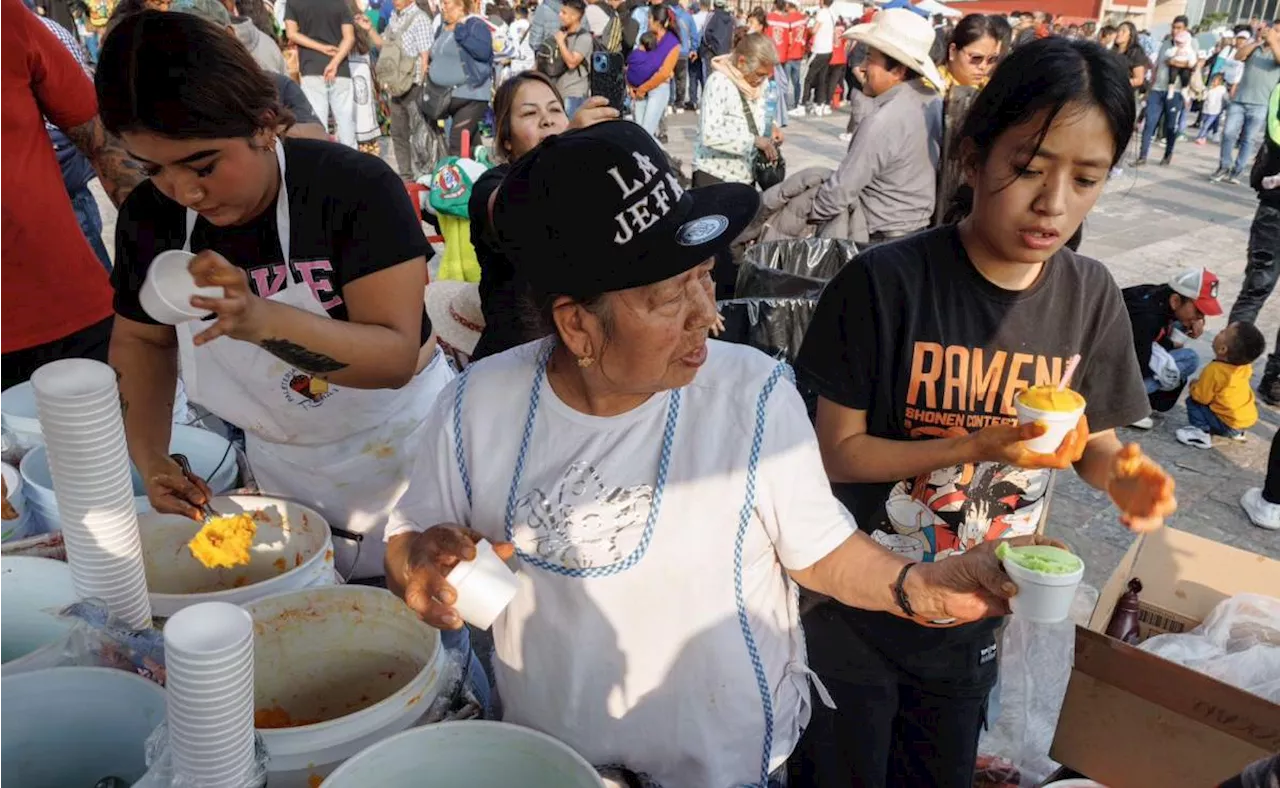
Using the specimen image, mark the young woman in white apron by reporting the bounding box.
[97,9,452,581]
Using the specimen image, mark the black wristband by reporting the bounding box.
[893,562,918,619]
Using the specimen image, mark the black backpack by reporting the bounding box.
[536,28,591,77]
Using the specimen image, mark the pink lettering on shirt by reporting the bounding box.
[294,260,344,311]
[248,264,290,298]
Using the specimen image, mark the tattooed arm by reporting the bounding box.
[63,115,147,208]
[186,250,428,389]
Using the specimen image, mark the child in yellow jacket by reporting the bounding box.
[1182,322,1267,444]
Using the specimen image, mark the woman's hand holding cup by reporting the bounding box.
[401,525,516,630]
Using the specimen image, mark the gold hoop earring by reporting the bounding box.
[577,355,595,368]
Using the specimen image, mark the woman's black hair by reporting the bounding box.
[948,14,1002,53]
[650,3,676,31]
[97,10,294,139]
[1115,20,1139,52]
[946,37,1135,221]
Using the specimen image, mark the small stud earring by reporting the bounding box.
[577,355,595,368]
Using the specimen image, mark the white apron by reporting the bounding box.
[176,140,453,579]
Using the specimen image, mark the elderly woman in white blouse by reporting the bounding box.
[692,32,784,188]
[383,121,1058,788]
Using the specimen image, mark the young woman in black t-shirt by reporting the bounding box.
[97,11,450,581]
[791,39,1177,788]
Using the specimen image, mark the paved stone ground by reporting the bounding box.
[93,111,1278,587]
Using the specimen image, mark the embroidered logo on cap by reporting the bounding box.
[676,215,729,247]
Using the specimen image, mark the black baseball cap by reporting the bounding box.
[493,120,759,300]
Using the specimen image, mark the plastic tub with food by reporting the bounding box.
[141,495,336,618]
[244,585,448,788]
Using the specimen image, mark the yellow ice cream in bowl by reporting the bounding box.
[1014,385,1086,454]
[1018,385,1086,412]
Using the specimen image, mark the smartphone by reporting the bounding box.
[590,51,627,114]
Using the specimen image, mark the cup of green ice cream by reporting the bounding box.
[996,542,1085,624]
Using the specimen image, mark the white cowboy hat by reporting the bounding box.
[843,7,945,91]
[425,280,485,357]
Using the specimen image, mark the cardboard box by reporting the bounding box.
[1049,527,1280,788]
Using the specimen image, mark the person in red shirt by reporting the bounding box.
[785,0,806,104]
[829,17,849,108]
[766,0,799,105]
[1,0,144,389]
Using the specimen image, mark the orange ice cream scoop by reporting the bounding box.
[1018,385,1085,412]
[188,513,258,569]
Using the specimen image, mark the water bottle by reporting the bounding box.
[764,79,778,136]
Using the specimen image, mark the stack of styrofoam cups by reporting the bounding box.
[29,358,152,629]
[164,602,258,786]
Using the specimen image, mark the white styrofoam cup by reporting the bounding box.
[446,539,520,630]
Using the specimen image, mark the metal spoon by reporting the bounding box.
[171,453,220,522]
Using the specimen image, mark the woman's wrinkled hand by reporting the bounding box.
[187,250,269,347]
[140,454,213,522]
[754,135,779,161]
[966,414,1090,470]
[401,525,516,630]
[568,96,621,130]
[910,534,1070,624]
[1107,443,1176,532]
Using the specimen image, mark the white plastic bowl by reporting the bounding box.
[139,249,224,324]
[141,495,336,618]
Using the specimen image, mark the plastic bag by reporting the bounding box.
[1139,593,1280,702]
[131,725,269,788]
[1148,343,1183,391]
[735,239,859,299]
[1,598,167,682]
[977,584,1099,788]
[716,298,816,366]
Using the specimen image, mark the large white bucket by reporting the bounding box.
[245,586,448,788]
[1,461,36,542]
[2,667,167,787]
[321,721,604,788]
[141,495,336,619]
[1,556,79,675]
[19,424,238,533]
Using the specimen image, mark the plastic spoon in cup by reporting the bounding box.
[1058,354,1082,391]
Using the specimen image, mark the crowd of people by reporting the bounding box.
[3,0,1280,784]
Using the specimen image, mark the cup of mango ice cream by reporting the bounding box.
[996,542,1085,624]
[1014,385,1086,454]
